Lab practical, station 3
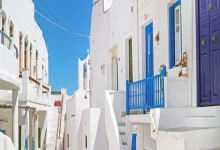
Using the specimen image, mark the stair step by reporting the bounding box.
[201,148,220,150]
[121,109,150,117]
[189,107,217,117]
[186,116,218,128]
[117,122,126,126]
[157,127,220,150]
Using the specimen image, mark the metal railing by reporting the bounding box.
[126,66,166,115]
[0,29,18,59]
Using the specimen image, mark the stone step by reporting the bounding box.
[121,109,150,117]
[189,107,218,117]
[185,116,219,128]
[156,127,220,150]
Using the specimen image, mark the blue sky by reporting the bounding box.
[33,0,93,95]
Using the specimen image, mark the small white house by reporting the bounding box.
[89,0,220,150]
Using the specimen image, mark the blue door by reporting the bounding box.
[146,23,154,78]
[145,23,154,108]
[198,0,220,106]
[131,134,137,150]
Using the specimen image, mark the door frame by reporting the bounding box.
[109,45,118,90]
[196,0,204,107]
[145,22,154,78]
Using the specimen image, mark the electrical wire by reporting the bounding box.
[35,25,88,40]
[28,0,89,38]
[39,0,66,28]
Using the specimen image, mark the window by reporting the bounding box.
[169,0,182,68]
[19,33,23,74]
[9,21,14,37]
[83,63,87,90]
[24,41,28,68]
[128,38,133,83]
[38,127,41,148]
[67,134,69,147]
[85,135,87,148]
[36,50,38,79]
[30,44,32,77]
[19,126,21,150]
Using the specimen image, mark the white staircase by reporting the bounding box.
[46,107,59,150]
[154,106,220,150]
[118,122,128,150]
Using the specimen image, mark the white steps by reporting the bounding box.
[156,127,220,150]
[46,107,59,150]
[118,122,128,150]
[185,107,220,128]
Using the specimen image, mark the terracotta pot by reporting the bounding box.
[182,67,187,76]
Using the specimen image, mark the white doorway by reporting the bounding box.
[110,46,118,90]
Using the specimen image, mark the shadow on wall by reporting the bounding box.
[93,108,109,150]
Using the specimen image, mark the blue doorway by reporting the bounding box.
[145,22,154,78]
[132,133,137,150]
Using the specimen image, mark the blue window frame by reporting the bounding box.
[169,0,182,68]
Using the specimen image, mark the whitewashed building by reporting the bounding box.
[64,53,111,150]
[89,0,220,150]
[0,0,67,150]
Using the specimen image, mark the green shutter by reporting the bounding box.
[38,128,41,148]
[129,38,133,83]
[19,126,21,150]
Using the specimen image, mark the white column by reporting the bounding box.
[25,109,29,150]
[126,116,133,150]
[34,112,39,150]
[12,89,19,149]
[29,111,33,150]
[38,78,43,99]
[21,109,28,150]
[22,68,29,100]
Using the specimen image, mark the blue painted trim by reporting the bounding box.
[169,0,181,69]
[126,80,129,115]
[25,139,28,150]
[132,134,137,150]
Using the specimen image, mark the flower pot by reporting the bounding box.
[181,67,187,76]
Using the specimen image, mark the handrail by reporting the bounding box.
[19,74,50,91]
[0,29,18,59]
[126,66,167,115]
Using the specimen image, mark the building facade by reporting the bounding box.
[89,0,220,150]
[0,0,67,150]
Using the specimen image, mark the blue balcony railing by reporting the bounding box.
[126,66,166,115]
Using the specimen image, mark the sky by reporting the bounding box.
[32,0,93,95]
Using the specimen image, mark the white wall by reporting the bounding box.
[1,0,49,93]
[78,108,109,150]
[132,0,196,107]
[64,96,75,150]
[90,0,133,108]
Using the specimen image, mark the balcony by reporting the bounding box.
[0,30,19,90]
[126,66,167,115]
[19,69,51,106]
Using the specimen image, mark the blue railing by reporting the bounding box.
[0,29,18,59]
[126,66,167,115]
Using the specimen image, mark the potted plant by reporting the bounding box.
[159,64,168,95]
[178,52,187,77]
